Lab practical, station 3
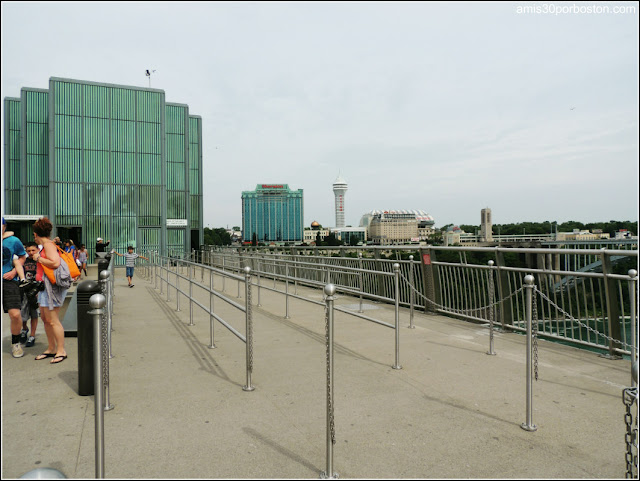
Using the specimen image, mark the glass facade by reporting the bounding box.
[241,184,303,243]
[3,77,203,260]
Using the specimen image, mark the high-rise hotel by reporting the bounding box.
[3,77,203,259]
[241,184,303,243]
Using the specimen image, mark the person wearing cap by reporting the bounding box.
[2,217,28,358]
[95,237,111,260]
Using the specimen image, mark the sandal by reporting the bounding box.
[35,352,56,360]
[50,355,67,364]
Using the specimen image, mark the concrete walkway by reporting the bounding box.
[1,265,633,478]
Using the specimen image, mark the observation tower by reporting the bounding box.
[333,174,348,228]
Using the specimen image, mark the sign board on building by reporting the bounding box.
[3,215,45,221]
[423,253,431,265]
[261,185,284,189]
[167,219,188,227]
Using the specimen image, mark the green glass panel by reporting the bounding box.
[167,163,185,190]
[86,184,110,216]
[26,155,48,186]
[4,191,20,214]
[54,81,81,116]
[26,187,48,215]
[84,117,109,150]
[111,153,136,185]
[55,114,82,149]
[26,123,48,155]
[137,154,161,185]
[190,195,201,227]
[84,215,111,260]
[55,149,82,182]
[166,105,185,134]
[137,122,161,154]
[55,182,82,223]
[25,91,48,123]
[167,191,186,218]
[138,228,160,251]
[111,88,136,121]
[136,91,162,123]
[166,134,185,163]
[84,151,110,184]
[111,184,136,217]
[83,85,109,119]
[112,217,136,252]
[8,131,20,160]
[110,120,135,152]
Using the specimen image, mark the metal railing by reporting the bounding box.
[199,245,638,357]
[149,252,255,391]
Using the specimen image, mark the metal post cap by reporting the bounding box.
[244,266,251,274]
[409,255,414,260]
[524,275,535,285]
[89,293,107,309]
[393,263,400,271]
[99,269,110,280]
[488,260,494,266]
[20,468,67,479]
[629,269,638,279]
[324,283,337,296]
[358,252,362,258]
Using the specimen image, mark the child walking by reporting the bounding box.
[77,244,88,278]
[114,246,148,288]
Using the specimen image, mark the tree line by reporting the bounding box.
[443,220,637,237]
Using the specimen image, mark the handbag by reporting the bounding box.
[43,245,81,284]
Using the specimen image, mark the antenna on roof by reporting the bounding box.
[145,69,157,88]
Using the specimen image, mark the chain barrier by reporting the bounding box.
[532,288,539,381]
[535,288,633,350]
[101,311,109,386]
[623,387,638,479]
[399,272,525,317]
[324,303,336,446]
[247,281,253,373]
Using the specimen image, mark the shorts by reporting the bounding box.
[38,287,68,309]
[20,296,39,321]
[2,280,21,312]
[126,266,135,278]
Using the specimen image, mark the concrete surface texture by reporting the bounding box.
[1,264,634,479]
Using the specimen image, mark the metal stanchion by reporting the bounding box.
[189,263,194,326]
[408,255,415,328]
[487,260,496,356]
[521,275,537,432]
[285,263,290,319]
[257,259,262,307]
[209,268,216,349]
[88,293,106,478]
[166,258,171,302]
[321,283,338,480]
[393,263,402,370]
[222,257,226,292]
[629,269,638,388]
[243,267,255,392]
[176,260,181,312]
[358,253,364,313]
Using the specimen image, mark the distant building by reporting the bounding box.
[556,229,611,241]
[241,184,303,243]
[369,212,418,245]
[333,175,348,228]
[304,221,330,244]
[359,210,434,241]
[480,207,493,242]
[332,227,367,245]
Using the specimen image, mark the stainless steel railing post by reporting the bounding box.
[88,293,106,478]
[321,283,338,479]
[629,269,638,388]
[521,275,537,432]
[209,268,216,349]
[408,255,415,328]
[285,263,291,319]
[166,258,171,302]
[257,259,262,307]
[243,267,255,392]
[487,260,497,356]
[393,263,402,370]
[222,256,226,292]
[358,253,364,313]
[189,262,194,325]
[176,260,181,312]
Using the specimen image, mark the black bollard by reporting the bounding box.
[97,258,109,280]
[77,280,102,396]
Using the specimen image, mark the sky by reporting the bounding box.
[2,1,638,230]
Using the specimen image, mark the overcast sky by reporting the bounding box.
[2,1,638,229]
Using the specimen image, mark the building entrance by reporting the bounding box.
[57,226,83,247]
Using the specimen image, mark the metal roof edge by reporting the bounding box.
[49,77,166,94]
[20,87,49,93]
[166,102,190,108]
[4,97,21,102]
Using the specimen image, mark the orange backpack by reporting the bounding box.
[42,245,81,284]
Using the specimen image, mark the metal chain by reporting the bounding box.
[247,283,253,372]
[535,288,633,350]
[400,272,525,315]
[101,311,109,386]
[324,302,336,445]
[623,387,638,479]
[532,288,539,381]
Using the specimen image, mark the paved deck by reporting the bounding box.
[1,265,633,479]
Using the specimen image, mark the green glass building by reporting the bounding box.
[3,77,203,260]
[241,184,303,243]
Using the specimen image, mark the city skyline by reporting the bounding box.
[2,2,638,229]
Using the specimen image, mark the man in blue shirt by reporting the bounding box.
[2,217,27,358]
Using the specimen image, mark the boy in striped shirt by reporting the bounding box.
[114,246,149,288]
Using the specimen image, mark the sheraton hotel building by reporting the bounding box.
[3,77,203,260]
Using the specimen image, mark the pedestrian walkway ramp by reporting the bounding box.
[1,271,632,478]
